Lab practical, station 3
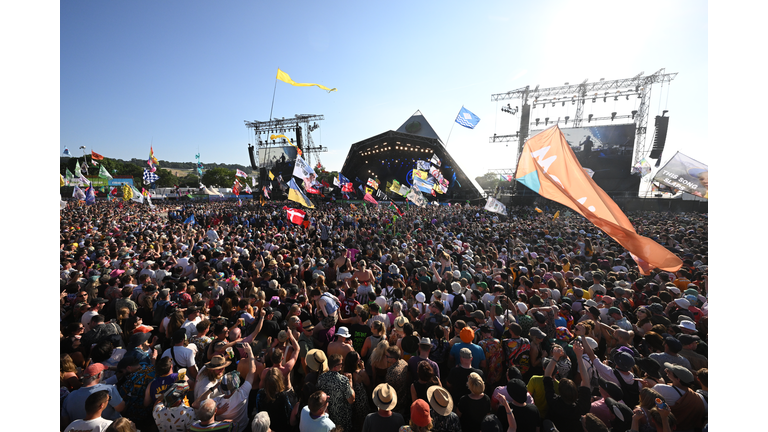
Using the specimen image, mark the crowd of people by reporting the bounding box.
[59,198,708,432]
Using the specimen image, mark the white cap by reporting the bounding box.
[415,292,426,303]
[516,302,528,314]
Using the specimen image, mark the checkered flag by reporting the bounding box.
[143,168,159,185]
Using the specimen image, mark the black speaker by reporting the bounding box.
[248,144,257,170]
[519,104,531,139]
[259,168,267,183]
[649,116,669,160]
[295,126,303,153]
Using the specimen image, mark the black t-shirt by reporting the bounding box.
[457,394,491,432]
[496,403,541,432]
[447,366,483,402]
[350,323,372,353]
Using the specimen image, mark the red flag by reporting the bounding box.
[321,180,331,188]
[110,187,118,196]
[363,193,379,206]
[301,220,310,228]
[91,150,104,161]
[232,181,240,196]
[305,184,321,194]
[515,125,682,274]
[285,207,306,225]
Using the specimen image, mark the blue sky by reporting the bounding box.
[60,1,708,183]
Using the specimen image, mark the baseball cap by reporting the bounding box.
[459,347,473,359]
[83,363,107,378]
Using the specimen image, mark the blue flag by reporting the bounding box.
[184,214,196,225]
[143,168,159,185]
[339,173,351,185]
[455,106,481,129]
[62,147,72,157]
[85,185,95,205]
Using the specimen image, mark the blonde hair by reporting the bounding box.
[370,339,390,370]
[467,372,485,395]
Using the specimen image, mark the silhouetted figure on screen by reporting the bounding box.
[582,136,593,154]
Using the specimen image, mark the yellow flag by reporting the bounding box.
[123,184,133,201]
[269,170,275,181]
[276,68,337,92]
[553,210,560,220]
[535,207,543,213]
[270,134,302,156]
[259,194,266,206]
[60,174,65,187]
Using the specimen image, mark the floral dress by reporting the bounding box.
[317,371,354,432]
[386,359,411,419]
[351,371,370,430]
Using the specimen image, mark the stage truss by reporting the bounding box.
[244,114,327,168]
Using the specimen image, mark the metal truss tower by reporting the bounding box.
[244,114,327,168]
[490,69,677,174]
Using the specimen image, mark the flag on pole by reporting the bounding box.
[389,201,404,216]
[110,187,118,196]
[98,165,113,180]
[232,181,240,196]
[484,197,507,215]
[263,186,270,199]
[122,184,133,201]
[367,178,379,189]
[455,106,481,129]
[149,146,158,165]
[74,160,81,176]
[288,178,314,208]
[535,207,543,213]
[184,214,196,225]
[60,174,65,187]
[553,210,560,220]
[293,155,316,182]
[91,150,104,160]
[90,158,99,167]
[269,170,275,180]
[429,154,441,167]
[515,125,682,274]
[85,185,96,205]
[73,185,85,200]
[143,169,159,185]
[62,147,72,157]
[79,174,90,185]
[235,169,248,178]
[259,194,266,206]
[363,193,379,206]
[284,206,307,225]
[276,68,337,93]
[416,160,431,171]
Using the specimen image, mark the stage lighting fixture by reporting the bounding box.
[552,102,555,107]
[614,96,618,101]
[564,116,569,124]
[545,117,550,126]
[626,95,630,100]
[611,112,617,121]
[603,97,607,102]
[562,102,565,107]
[631,110,637,119]
[572,100,576,105]
[592,98,596,103]
[533,104,536,109]
[588,114,593,123]
[535,118,540,126]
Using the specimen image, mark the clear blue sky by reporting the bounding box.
[60,0,708,182]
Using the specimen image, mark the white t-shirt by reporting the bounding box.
[64,417,113,432]
[162,346,196,369]
[214,380,252,432]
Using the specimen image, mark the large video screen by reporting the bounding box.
[530,124,639,195]
[258,146,298,169]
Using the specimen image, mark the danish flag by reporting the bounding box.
[283,206,306,225]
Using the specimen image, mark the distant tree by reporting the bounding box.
[202,167,236,188]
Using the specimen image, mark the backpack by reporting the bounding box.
[612,369,641,408]
[670,386,706,431]
[429,338,451,365]
[504,337,532,374]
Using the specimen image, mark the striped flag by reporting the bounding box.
[455,106,481,129]
[236,169,248,178]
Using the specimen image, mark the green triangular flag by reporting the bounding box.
[74,160,81,175]
[98,165,113,180]
[65,168,74,180]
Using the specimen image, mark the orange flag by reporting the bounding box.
[515,126,681,274]
[91,150,104,160]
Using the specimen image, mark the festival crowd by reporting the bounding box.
[59,199,708,432]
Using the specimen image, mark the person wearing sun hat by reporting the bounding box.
[362,383,405,432]
[427,385,461,432]
[448,326,486,369]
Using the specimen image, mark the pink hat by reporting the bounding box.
[83,363,107,378]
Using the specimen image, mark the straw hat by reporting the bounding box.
[427,385,454,416]
[305,349,328,373]
[372,383,398,411]
[204,355,232,371]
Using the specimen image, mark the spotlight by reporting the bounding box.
[564,116,570,124]
[535,118,540,126]
[626,95,630,100]
[611,112,617,121]
[562,102,565,107]
[545,117,550,126]
[614,96,618,101]
[533,104,536,109]
[631,110,638,119]
[588,114,593,123]
[552,102,555,107]
[592,98,596,103]
[603,97,607,102]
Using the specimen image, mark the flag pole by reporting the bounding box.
[444,106,462,148]
[269,71,279,121]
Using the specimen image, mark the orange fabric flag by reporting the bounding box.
[91,150,104,160]
[515,126,681,274]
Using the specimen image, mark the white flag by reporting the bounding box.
[292,155,317,183]
[79,174,90,185]
[236,169,248,178]
[484,197,507,215]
